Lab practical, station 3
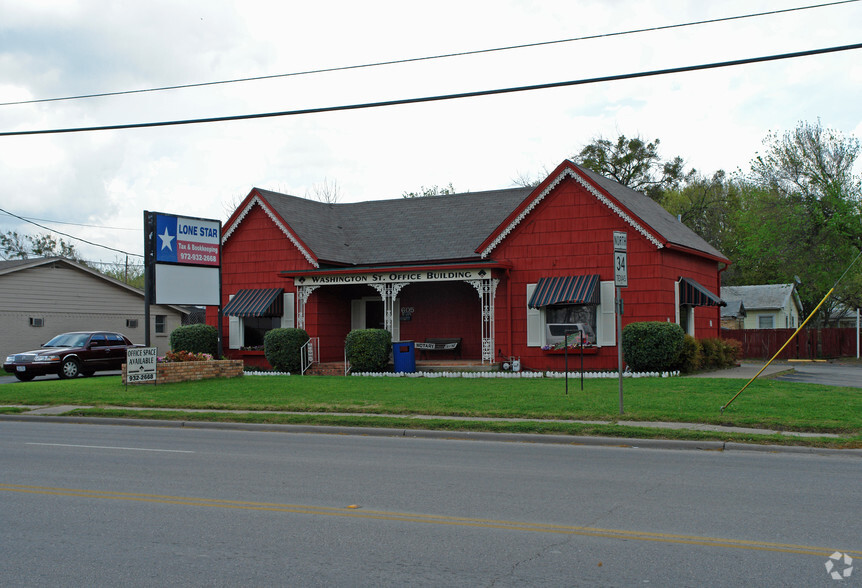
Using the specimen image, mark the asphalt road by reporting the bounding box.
[1,421,858,586]
[0,370,121,384]
[772,362,862,388]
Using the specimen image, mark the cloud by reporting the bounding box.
[1,0,861,263]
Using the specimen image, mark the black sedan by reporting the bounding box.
[3,331,142,381]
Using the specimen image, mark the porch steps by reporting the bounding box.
[302,360,496,376]
[303,362,346,376]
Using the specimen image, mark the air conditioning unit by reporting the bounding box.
[29,317,44,327]
[501,357,521,372]
[545,323,596,346]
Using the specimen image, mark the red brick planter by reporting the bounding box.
[122,360,244,384]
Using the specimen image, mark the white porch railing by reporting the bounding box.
[300,337,319,375]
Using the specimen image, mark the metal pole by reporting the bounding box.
[580,331,584,391]
[617,286,623,415]
[564,341,568,395]
[143,211,153,348]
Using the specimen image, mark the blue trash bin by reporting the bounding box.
[392,341,416,373]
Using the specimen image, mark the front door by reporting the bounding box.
[351,297,400,340]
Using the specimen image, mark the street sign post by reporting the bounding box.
[613,231,627,415]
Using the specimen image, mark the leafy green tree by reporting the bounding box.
[727,120,862,323]
[0,231,79,260]
[97,258,145,289]
[574,134,692,200]
[659,170,740,252]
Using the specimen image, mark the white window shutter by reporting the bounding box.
[227,294,242,349]
[674,280,680,325]
[598,281,616,347]
[282,292,295,329]
[526,284,542,347]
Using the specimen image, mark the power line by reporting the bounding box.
[2,42,860,138]
[0,210,137,231]
[0,206,143,257]
[1,0,857,108]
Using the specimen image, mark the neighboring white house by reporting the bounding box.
[721,283,803,330]
[0,257,186,359]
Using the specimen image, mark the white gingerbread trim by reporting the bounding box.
[480,167,663,258]
[222,195,319,268]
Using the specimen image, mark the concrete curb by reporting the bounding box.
[2,413,859,456]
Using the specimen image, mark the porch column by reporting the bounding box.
[369,282,408,334]
[467,277,499,364]
[295,285,319,330]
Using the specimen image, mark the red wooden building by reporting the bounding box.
[208,160,728,371]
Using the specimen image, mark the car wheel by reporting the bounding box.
[60,358,80,379]
[14,372,35,382]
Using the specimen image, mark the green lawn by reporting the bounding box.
[1,374,860,447]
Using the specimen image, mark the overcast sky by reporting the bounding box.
[1,0,860,266]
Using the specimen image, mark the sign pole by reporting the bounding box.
[613,231,628,416]
[143,211,154,348]
[617,287,624,415]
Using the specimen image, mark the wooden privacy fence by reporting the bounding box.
[722,328,860,360]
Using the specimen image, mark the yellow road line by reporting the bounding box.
[3,483,858,557]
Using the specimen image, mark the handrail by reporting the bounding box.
[343,346,352,376]
[300,337,320,375]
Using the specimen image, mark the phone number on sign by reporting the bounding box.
[179,253,218,263]
[127,373,155,382]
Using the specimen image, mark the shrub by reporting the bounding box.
[675,334,703,374]
[722,338,742,365]
[622,322,685,372]
[673,336,741,373]
[162,350,213,363]
[345,329,392,372]
[700,337,740,370]
[264,328,309,373]
[170,324,218,355]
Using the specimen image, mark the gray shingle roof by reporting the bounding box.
[577,165,727,260]
[258,186,532,265]
[0,258,40,273]
[245,161,728,267]
[721,299,746,319]
[722,284,799,311]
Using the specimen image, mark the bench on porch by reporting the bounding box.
[414,337,462,360]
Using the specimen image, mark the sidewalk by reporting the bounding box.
[2,402,841,441]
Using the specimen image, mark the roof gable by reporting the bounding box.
[223,191,319,268]
[0,257,187,313]
[478,160,728,261]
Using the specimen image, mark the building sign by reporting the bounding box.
[155,214,220,266]
[613,231,628,288]
[146,211,221,306]
[295,268,491,286]
[126,347,158,384]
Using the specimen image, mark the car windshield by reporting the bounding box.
[43,333,91,348]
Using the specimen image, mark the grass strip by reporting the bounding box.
[2,373,859,439]
[65,408,862,449]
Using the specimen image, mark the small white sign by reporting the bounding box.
[126,347,158,383]
[613,231,627,252]
[614,251,628,287]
